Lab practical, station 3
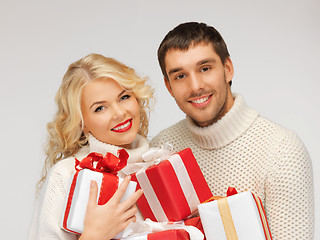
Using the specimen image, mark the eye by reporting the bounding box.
[175,74,186,80]
[94,106,105,112]
[200,66,211,72]
[120,94,131,101]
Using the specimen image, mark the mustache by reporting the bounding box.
[188,90,215,99]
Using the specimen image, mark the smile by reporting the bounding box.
[111,119,132,133]
[189,94,212,107]
[191,96,209,104]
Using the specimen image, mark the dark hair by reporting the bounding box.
[158,22,231,85]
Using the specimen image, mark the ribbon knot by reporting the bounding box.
[141,142,173,163]
[120,142,173,176]
[75,149,129,175]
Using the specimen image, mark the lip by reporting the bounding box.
[189,94,212,108]
[111,119,133,133]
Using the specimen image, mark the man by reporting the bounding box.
[150,22,314,239]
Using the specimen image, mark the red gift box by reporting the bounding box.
[131,148,213,222]
[184,217,205,239]
[120,229,190,240]
[148,229,189,240]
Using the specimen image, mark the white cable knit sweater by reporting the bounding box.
[28,134,149,240]
[150,94,314,240]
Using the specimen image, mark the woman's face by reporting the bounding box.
[81,78,140,148]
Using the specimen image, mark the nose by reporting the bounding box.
[188,72,204,93]
[111,103,126,120]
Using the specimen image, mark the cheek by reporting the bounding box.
[129,98,140,115]
[83,118,97,131]
[205,73,225,89]
[170,83,186,99]
[133,102,141,119]
[86,114,111,130]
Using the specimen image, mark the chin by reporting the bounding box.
[119,135,137,148]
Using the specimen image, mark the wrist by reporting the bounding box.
[78,232,96,240]
[79,231,111,240]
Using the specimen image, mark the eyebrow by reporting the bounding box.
[168,58,217,76]
[198,59,216,65]
[89,90,126,109]
[168,67,183,76]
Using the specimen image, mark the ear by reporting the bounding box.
[164,77,174,97]
[224,57,234,84]
[82,123,88,133]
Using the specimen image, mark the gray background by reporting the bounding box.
[0,0,319,239]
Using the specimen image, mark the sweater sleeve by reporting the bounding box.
[266,131,314,240]
[28,162,77,240]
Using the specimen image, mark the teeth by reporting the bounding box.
[113,120,130,131]
[192,96,209,104]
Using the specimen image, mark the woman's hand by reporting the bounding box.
[79,176,143,240]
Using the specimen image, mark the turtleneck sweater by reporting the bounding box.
[150,94,314,240]
[28,134,149,240]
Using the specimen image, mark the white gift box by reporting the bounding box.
[61,169,137,239]
[198,191,272,240]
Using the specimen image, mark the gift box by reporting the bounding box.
[61,150,137,239]
[132,148,213,222]
[198,190,272,240]
[117,217,204,240]
[120,229,190,240]
[184,217,205,238]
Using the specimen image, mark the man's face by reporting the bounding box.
[164,43,234,127]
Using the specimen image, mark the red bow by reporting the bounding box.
[75,149,129,175]
[203,187,238,204]
[226,187,238,197]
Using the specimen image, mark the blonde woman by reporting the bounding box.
[28,54,154,240]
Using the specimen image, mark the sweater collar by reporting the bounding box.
[76,134,149,164]
[185,94,259,149]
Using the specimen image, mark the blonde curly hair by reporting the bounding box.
[38,53,154,189]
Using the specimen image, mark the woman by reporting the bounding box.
[28,53,154,240]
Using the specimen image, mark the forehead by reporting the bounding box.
[164,43,221,71]
[81,78,123,101]
[83,77,122,92]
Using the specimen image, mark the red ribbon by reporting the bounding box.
[75,149,129,205]
[203,187,238,204]
[226,187,238,197]
[75,149,129,174]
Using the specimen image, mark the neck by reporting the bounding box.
[76,133,149,164]
[186,94,259,149]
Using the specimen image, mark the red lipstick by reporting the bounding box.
[111,119,132,133]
